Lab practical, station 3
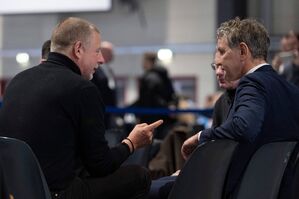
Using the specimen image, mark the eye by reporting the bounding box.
[218,48,226,55]
[95,49,102,55]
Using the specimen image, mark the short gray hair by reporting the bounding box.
[51,17,100,52]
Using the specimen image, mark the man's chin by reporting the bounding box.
[219,83,228,89]
[82,74,93,80]
[224,75,238,82]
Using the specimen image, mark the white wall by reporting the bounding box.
[0,0,217,107]
[272,0,299,34]
[166,0,216,107]
[1,14,58,77]
[248,0,299,35]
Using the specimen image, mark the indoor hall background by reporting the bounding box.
[0,0,298,107]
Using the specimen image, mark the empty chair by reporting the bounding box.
[235,141,297,199]
[0,136,51,199]
[168,139,238,199]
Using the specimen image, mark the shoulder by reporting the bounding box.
[214,91,233,110]
[236,72,268,101]
[13,64,39,77]
[239,65,276,87]
[143,70,162,82]
[214,92,226,106]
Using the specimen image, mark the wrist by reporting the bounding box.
[122,137,135,154]
[197,131,202,142]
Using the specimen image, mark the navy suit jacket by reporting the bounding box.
[200,65,299,197]
[201,65,299,143]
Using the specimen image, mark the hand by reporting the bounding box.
[271,54,282,72]
[126,120,163,150]
[181,132,200,160]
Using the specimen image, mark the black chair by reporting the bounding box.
[0,137,51,199]
[168,139,239,199]
[278,142,299,199]
[235,141,297,199]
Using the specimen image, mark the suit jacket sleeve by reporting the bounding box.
[200,76,266,143]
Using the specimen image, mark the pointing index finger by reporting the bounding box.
[146,120,163,130]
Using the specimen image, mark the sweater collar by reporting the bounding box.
[47,52,81,75]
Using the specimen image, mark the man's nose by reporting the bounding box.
[215,66,224,75]
[98,52,104,65]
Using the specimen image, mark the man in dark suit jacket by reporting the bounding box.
[182,17,299,198]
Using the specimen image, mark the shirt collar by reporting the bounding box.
[246,63,269,75]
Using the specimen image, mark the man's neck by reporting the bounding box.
[244,58,267,74]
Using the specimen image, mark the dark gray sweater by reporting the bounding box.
[0,52,130,191]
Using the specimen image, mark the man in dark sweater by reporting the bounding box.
[0,17,163,199]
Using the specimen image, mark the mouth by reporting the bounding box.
[217,77,225,83]
[94,64,101,71]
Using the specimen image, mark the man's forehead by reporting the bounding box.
[216,37,228,47]
[214,53,221,62]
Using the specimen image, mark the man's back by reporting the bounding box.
[202,65,299,144]
[224,65,299,197]
[235,65,299,143]
[0,53,106,191]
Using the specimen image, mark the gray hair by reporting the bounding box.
[51,17,100,52]
[216,17,270,60]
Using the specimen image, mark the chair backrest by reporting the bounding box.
[0,136,51,199]
[235,141,296,199]
[168,139,239,199]
[278,142,299,199]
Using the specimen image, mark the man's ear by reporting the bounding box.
[73,41,83,59]
[239,42,249,60]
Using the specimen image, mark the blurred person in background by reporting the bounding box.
[41,39,51,62]
[91,41,117,129]
[280,33,299,87]
[272,30,299,73]
[131,52,176,140]
[0,17,163,199]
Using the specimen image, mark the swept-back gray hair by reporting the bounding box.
[217,17,270,60]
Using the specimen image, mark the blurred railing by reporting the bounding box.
[106,106,213,118]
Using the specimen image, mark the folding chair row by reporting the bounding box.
[168,139,299,199]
